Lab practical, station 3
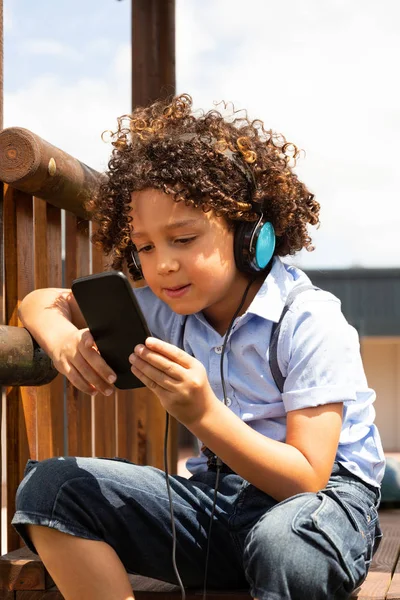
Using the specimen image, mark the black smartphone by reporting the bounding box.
[71,271,152,390]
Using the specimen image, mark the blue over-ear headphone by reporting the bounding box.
[234,214,275,276]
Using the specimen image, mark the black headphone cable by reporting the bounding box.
[164,411,186,600]
[163,276,256,600]
[202,276,255,600]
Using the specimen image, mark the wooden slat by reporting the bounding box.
[91,244,117,458]
[352,509,400,600]
[16,591,61,600]
[3,186,34,550]
[0,179,4,558]
[147,393,166,470]
[64,213,92,456]
[116,389,137,462]
[33,198,64,460]
[386,532,400,600]
[16,192,37,471]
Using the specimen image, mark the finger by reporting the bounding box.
[143,337,192,368]
[131,345,182,381]
[79,331,117,386]
[130,362,163,393]
[130,355,176,392]
[72,351,115,396]
[64,363,98,396]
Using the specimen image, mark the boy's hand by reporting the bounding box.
[129,337,218,425]
[51,328,117,396]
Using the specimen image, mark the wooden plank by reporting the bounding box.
[93,393,117,458]
[0,180,4,559]
[0,548,52,591]
[351,509,400,600]
[116,389,137,462]
[91,244,117,458]
[3,186,32,550]
[64,213,92,456]
[16,192,37,472]
[16,591,61,600]
[386,528,400,600]
[33,199,64,460]
[147,393,166,470]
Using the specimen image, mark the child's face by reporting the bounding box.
[130,188,250,326]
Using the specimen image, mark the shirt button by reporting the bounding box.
[225,397,232,407]
[214,346,223,354]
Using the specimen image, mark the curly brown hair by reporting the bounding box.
[87,93,320,280]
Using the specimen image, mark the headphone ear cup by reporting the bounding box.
[234,222,251,273]
[130,248,144,281]
[255,221,275,269]
[234,220,275,274]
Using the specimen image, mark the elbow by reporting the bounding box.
[295,471,330,495]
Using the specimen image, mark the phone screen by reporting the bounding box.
[71,271,151,389]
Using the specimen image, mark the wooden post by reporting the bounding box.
[0,0,4,555]
[0,0,3,131]
[131,0,175,108]
[130,0,178,470]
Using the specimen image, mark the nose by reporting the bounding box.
[156,254,179,275]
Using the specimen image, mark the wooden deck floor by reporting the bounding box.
[0,508,398,600]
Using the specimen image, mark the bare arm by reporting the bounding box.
[19,288,86,353]
[18,288,117,396]
[189,399,343,500]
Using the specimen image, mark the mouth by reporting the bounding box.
[163,284,191,298]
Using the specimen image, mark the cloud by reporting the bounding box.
[175,0,400,268]
[19,39,81,59]
[5,0,400,268]
[4,44,132,172]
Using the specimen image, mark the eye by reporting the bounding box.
[175,236,196,245]
[136,244,153,254]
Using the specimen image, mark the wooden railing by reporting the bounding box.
[0,127,177,552]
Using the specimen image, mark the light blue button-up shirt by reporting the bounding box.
[134,257,385,487]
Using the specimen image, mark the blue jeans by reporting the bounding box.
[12,458,381,600]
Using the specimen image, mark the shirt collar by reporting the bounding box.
[246,257,309,323]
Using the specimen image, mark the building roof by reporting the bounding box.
[305,268,400,336]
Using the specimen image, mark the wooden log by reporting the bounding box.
[0,325,57,387]
[0,128,101,219]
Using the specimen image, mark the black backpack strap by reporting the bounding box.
[269,284,316,393]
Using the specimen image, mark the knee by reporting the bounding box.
[16,457,91,513]
[244,494,338,597]
[245,494,313,574]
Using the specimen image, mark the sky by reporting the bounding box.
[4,0,400,269]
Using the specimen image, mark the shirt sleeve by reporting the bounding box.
[279,291,366,412]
